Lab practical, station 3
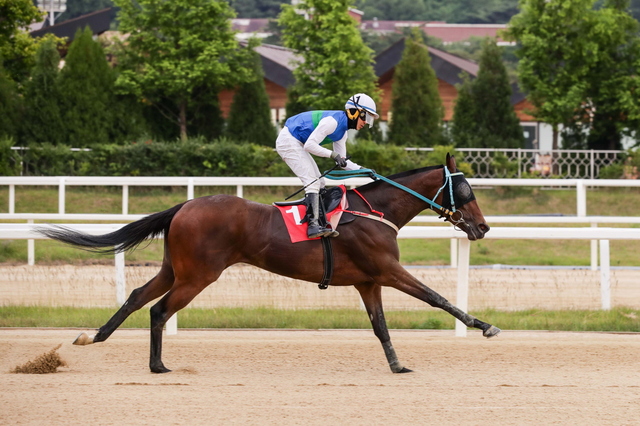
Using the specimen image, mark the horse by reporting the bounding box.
[37,153,499,374]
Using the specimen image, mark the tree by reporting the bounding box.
[0,0,45,84]
[20,38,66,144]
[114,0,256,141]
[279,0,379,114]
[504,0,598,151]
[450,73,482,147]
[463,38,524,148]
[57,27,115,145]
[574,0,640,150]
[0,61,21,139]
[387,29,444,146]
[226,51,276,146]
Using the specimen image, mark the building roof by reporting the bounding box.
[253,43,298,88]
[29,8,112,40]
[423,22,509,45]
[361,21,510,44]
[375,38,479,87]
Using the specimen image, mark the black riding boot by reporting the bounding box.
[306,193,334,239]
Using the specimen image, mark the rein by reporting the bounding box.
[325,168,466,228]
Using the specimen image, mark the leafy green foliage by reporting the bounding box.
[57,27,116,146]
[114,0,256,141]
[387,29,444,146]
[452,39,524,148]
[20,38,66,145]
[226,51,277,146]
[0,136,21,175]
[0,0,44,83]
[504,0,599,150]
[0,62,21,139]
[279,0,379,114]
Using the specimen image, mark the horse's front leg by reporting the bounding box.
[384,267,501,338]
[355,283,412,373]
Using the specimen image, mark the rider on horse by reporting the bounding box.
[276,93,379,239]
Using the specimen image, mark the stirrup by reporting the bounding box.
[308,225,332,239]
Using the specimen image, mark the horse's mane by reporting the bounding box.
[356,164,444,191]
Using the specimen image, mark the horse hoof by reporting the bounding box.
[483,325,501,338]
[73,332,95,346]
[150,365,172,374]
[396,367,413,373]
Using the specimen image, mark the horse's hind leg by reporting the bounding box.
[73,264,174,346]
[147,275,218,373]
[355,283,411,374]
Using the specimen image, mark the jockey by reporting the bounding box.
[276,93,379,239]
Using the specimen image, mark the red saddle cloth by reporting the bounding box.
[274,185,347,243]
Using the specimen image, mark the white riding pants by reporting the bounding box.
[276,126,324,194]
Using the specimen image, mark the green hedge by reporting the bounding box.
[4,138,469,177]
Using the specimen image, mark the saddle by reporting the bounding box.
[273,186,355,227]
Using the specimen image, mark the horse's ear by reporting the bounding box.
[446,153,457,172]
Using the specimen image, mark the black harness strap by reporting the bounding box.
[319,236,333,290]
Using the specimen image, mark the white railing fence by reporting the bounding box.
[3,176,640,216]
[1,223,638,337]
[407,148,624,179]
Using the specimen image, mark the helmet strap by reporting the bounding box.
[346,109,359,129]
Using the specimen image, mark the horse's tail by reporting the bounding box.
[36,202,187,255]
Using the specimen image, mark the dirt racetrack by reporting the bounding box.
[1,328,639,425]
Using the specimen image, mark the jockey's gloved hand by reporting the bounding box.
[360,166,377,177]
[331,151,347,168]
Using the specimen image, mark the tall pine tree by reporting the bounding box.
[451,72,482,148]
[226,51,276,146]
[453,39,524,148]
[0,60,21,140]
[21,38,66,144]
[388,28,444,146]
[58,27,115,146]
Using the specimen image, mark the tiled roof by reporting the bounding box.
[423,22,509,44]
[360,21,509,44]
[29,8,112,40]
[375,38,479,87]
[231,18,270,34]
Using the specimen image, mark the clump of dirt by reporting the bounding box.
[11,344,68,374]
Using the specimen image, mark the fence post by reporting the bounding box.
[591,223,598,271]
[599,240,611,310]
[122,185,129,215]
[187,178,194,200]
[455,238,470,337]
[450,238,457,268]
[590,150,595,179]
[166,314,178,335]
[58,177,65,214]
[9,184,15,214]
[576,180,586,217]
[517,148,522,178]
[28,219,34,266]
[115,251,125,306]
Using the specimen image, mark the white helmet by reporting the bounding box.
[345,93,379,128]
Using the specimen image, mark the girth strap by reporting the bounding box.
[319,236,333,290]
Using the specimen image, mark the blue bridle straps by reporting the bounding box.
[325,168,463,217]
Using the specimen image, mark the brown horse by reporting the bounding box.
[37,154,499,374]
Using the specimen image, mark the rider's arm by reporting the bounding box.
[305,116,360,169]
[332,135,361,170]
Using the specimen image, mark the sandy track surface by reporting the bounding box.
[1,264,639,310]
[1,328,639,425]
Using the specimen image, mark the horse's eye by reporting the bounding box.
[456,182,472,201]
